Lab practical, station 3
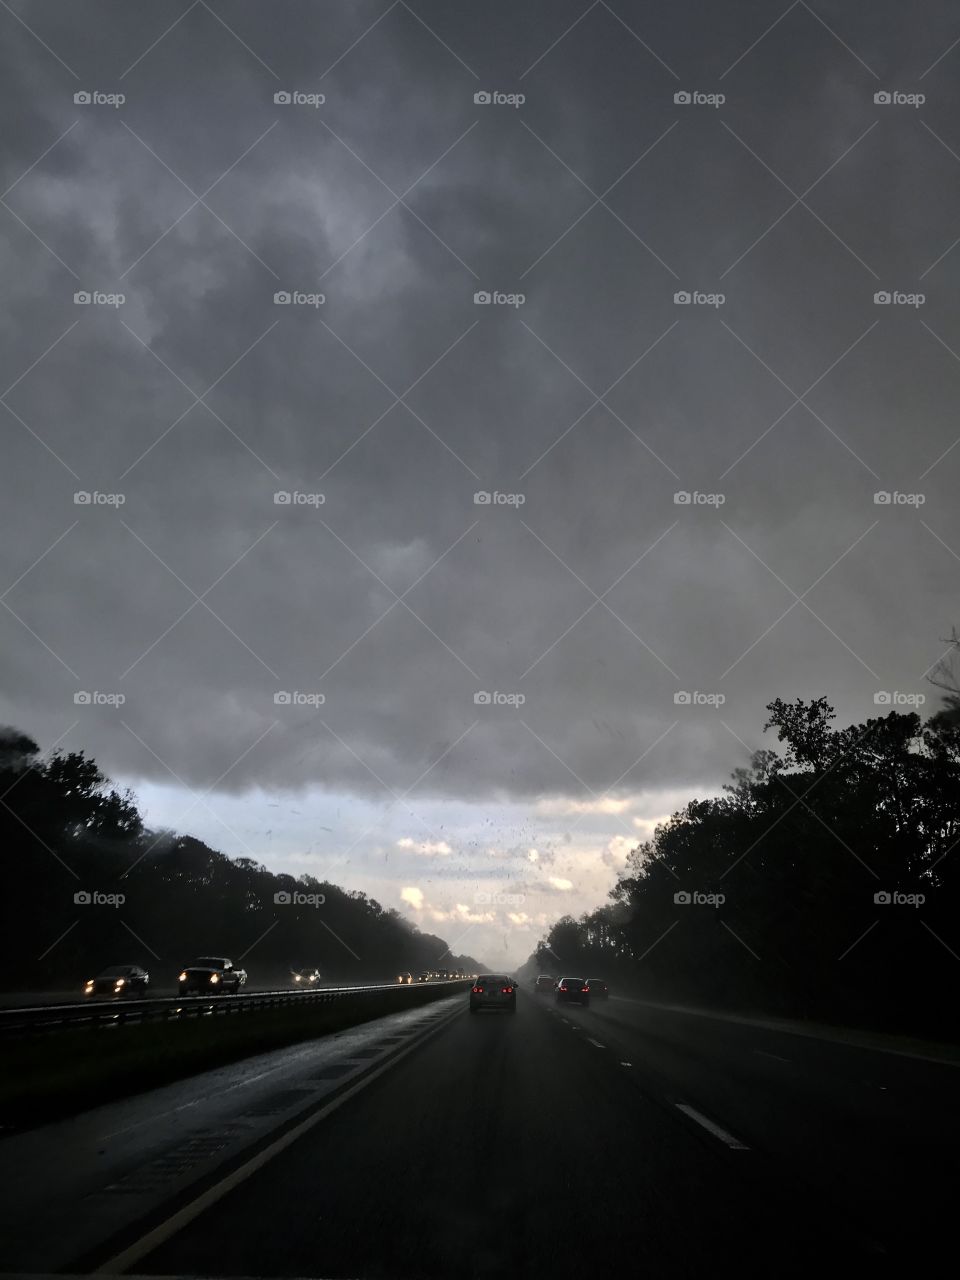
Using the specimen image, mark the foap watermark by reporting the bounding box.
[474,690,526,707]
[874,90,924,108]
[474,490,525,506]
[874,290,924,307]
[274,490,325,506]
[74,90,125,108]
[474,290,525,308]
[674,889,725,906]
[874,691,926,707]
[476,891,525,906]
[74,490,125,506]
[274,290,325,307]
[873,490,925,506]
[674,290,725,307]
[274,889,326,907]
[74,889,125,907]
[74,690,125,707]
[874,890,924,907]
[274,690,325,707]
[674,490,725,506]
[74,290,125,308]
[274,90,325,107]
[674,90,725,108]
[474,90,525,108]
[674,690,726,707]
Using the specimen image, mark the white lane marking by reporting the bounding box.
[753,1049,791,1063]
[92,1004,462,1274]
[675,1103,749,1149]
[587,1038,605,1049]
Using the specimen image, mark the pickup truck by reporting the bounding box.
[177,956,247,995]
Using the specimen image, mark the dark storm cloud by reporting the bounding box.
[2,1,960,805]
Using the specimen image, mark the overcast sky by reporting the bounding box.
[2,1,959,966]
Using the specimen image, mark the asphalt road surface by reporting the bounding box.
[3,989,955,1277]
[126,989,956,1278]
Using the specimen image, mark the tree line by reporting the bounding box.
[0,729,482,992]
[531,696,960,1039]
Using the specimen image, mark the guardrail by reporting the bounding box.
[0,980,471,1038]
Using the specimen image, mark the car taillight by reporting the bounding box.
[472,986,483,993]
[501,986,513,994]
[559,985,568,991]
[582,986,589,993]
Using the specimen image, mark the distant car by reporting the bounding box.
[293,967,323,987]
[587,978,609,999]
[397,972,413,985]
[83,964,149,998]
[416,972,430,983]
[470,974,517,1015]
[555,977,590,1007]
[534,975,555,995]
[178,957,246,995]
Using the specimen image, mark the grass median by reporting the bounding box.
[1,984,467,1128]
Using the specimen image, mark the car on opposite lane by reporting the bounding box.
[83,964,149,998]
[555,976,590,1007]
[292,967,323,987]
[469,974,517,1014]
[177,956,247,996]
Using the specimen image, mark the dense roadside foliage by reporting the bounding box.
[531,699,960,1039]
[0,729,480,990]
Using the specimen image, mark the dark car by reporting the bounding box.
[469,974,517,1014]
[83,964,149,998]
[534,974,555,995]
[292,967,323,987]
[177,956,246,995]
[586,978,609,999]
[555,976,590,1007]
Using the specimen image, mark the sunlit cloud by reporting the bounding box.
[397,837,452,856]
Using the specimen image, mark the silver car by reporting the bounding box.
[469,974,517,1014]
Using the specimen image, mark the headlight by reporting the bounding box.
[84,980,94,992]
[114,979,125,990]
[310,974,317,982]
[295,974,302,981]
[178,971,188,982]
[210,973,220,983]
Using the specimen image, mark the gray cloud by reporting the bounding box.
[2,0,959,825]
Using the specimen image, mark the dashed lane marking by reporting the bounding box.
[675,1103,750,1149]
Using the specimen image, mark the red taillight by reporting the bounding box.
[582,986,589,993]
[559,984,568,991]
[472,986,483,994]
[501,986,513,994]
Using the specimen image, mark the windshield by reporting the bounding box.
[4,5,956,1277]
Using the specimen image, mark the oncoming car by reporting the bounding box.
[555,977,590,1007]
[177,957,247,995]
[469,974,517,1014]
[534,975,555,995]
[292,967,323,987]
[83,964,149,998]
[397,972,413,985]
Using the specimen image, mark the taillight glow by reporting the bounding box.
[582,986,590,993]
[559,984,568,991]
[500,986,513,994]
[472,986,483,993]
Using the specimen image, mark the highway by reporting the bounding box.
[1,988,956,1276]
